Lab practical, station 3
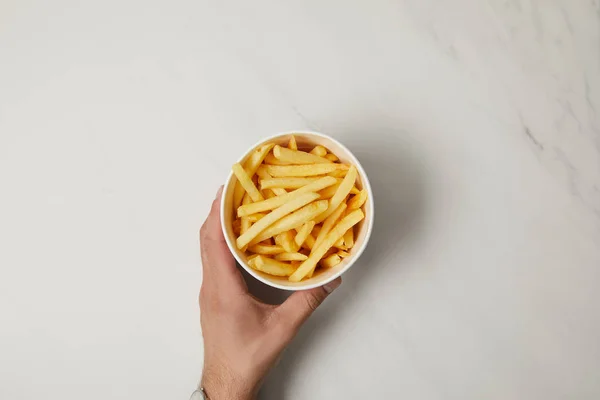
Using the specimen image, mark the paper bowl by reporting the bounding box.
[221,131,374,291]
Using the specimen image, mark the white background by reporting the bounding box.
[1,1,599,399]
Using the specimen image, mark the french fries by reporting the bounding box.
[289,209,365,282]
[229,137,368,281]
[295,221,316,248]
[273,145,332,164]
[252,256,297,276]
[315,165,357,223]
[261,177,321,189]
[233,144,274,209]
[237,176,336,217]
[265,163,348,177]
[236,192,319,249]
[321,254,342,268]
[232,163,264,203]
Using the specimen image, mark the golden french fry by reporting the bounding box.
[241,194,252,234]
[273,145,332,165]
[347,189,368,210]
[315,165,357,223]
[314,202,347,249]
[324,153,339,162]
[334,236,345,248]
[264,153,290,165]
[253,256,296,276]
[237,176,336,217]
[275,231,297,252]
[295,221,316,247]
[275,252,308,261]
[350,186,360,195]
[261,177,321,190]
[248,244,285,255]
[232,163,264,203]
[337,250,350,258]
[265,163,348,177]
[236,192,319,249]
[289,209,364,282]
[344,227,354,248]
[251,200,328,245]
[309,145,327,157]
[233,144,274,209]
[247,212,266,222]
[288,135,298,150]
[321,254,341,268]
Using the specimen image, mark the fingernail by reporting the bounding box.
[216,186,224,199]
[324,279,341,294]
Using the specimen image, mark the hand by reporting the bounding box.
[199,187,341,400]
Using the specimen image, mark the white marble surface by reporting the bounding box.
[1,1,599,399]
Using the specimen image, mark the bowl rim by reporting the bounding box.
[220,130,374,291]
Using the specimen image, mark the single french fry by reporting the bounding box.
[265,163,347,177]
[275,231,297,252]
[350,186,360,195]
[288,135,298,150]
[251,200,328,245]
[309,145,327,157]
[232,163,264,203]
[241,194,252,234]
[247,212,266,222]
[324,153,339,162]
[237,176,336,217]
[248,244,285,255]
[314,202,347,249]
[275,252,308,262]
[271,188,287,196]
[273,145,332,165]
[348,189,368,210]
[236,192,319,249]
[334,237,345,248]
[264,153,291,165]
[315,165,357,223]
[321,254,341,268]
[289,209,364,282]
[295,221,316,247]
[344,227,354,248]
[337,250,350,258]
[233,144,274,209]
[261,177,321,190]
[253,256,296,276]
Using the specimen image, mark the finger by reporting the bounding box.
[200,187,246,291]
[277,277,342,330]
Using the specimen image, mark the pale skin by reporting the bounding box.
[199,187,342,399]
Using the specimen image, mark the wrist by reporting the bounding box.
[201,365,256,400]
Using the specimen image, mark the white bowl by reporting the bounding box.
[221,131,374,291]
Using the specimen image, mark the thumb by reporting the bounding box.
[278,277,342,330]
